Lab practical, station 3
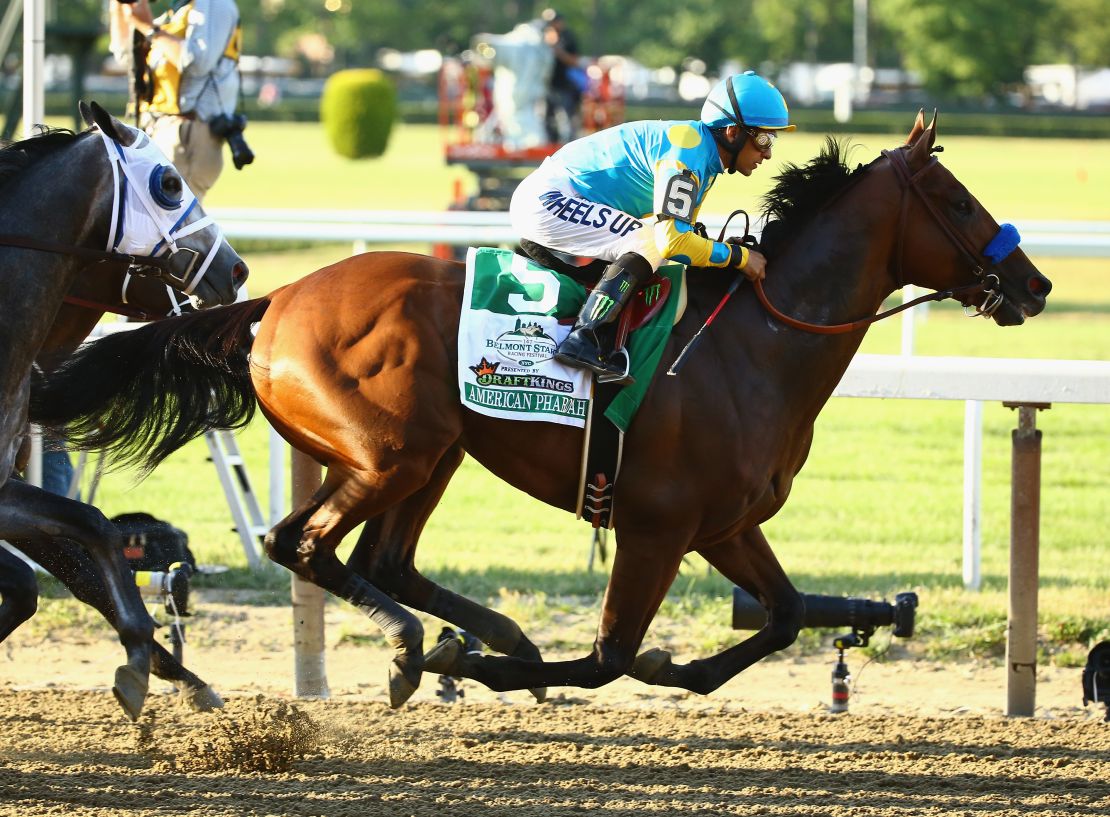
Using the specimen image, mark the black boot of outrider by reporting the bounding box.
[555,253,653,385]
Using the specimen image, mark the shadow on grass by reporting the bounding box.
[180,564,1092,604]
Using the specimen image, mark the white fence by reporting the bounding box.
[208,208,1110,259]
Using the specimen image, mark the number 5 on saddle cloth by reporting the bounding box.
[457,246,686,529]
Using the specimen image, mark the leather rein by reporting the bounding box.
[0,235,175,277]
[0,234,177,319]
[745,146,1003,335]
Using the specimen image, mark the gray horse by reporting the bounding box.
[0,101,245,719]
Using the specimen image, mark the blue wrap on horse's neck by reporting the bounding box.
[983,223,1020,265]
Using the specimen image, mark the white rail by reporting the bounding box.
[207,209,1110,258]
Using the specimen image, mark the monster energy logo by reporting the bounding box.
[643,282,662,305]
[589,294,614,321]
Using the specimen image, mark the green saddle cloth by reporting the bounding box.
[465,247,683,433]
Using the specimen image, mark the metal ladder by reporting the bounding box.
[203,429,267,570]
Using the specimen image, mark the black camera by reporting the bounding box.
[208,112,255,170]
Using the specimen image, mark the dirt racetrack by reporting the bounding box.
[1,593,1108,816]
[1,689,1108,817]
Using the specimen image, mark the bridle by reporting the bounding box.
[61,272,194,320]
[669,145,1020,371]
[882,146,1005,317]
[0,127,222,297]
[750,146,1012,335]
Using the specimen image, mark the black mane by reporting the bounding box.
[0,127,80,189]
[759,137,869,255]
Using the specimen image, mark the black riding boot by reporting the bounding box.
[555,252,653,384]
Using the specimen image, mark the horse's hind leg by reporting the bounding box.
[628,525,804,694]
[426,527,687,693]
[347,447,545,686]
[0,546,38,643]
[12,536,221,710]
[0,480,153,719]
[264,462,433,708]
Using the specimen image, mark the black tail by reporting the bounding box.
[30,298,271,473]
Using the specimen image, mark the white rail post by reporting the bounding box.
[962,400,983,590]
[900,285,916,355]
[21,0,43,139]
[291,448,329,698]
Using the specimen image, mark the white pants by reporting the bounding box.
[510,159,664,270]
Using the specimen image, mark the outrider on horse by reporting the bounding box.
[30,114,1051,707]
[0,101,245,719]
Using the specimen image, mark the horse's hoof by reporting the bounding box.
[388,660,421,709]
[112,664,149,722]
[181,684,224,712]
[423,637,462,676]
[629,648,672,684]
[506,637,546,702]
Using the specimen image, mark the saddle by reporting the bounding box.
[517,240,675,531]
[518,239,673,351]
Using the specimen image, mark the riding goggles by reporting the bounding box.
[745,128,776,151]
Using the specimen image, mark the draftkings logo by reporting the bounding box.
[467,355,576,393]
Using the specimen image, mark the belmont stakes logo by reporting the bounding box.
[486,319,557,368]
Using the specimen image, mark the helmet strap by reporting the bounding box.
[707,77,750,173]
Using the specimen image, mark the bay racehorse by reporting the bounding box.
[1,101,245,719]
[30,114,1050,707]
[0,265,220,710]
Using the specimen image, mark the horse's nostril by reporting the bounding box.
[233,262,249,284]
[1029,275,1051,296]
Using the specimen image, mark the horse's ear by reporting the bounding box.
[905,109,938,171]
[83,100,138,147]
[905,109,926,145]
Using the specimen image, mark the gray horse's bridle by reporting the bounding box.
[0,128,221,297]
[99,128,223,295]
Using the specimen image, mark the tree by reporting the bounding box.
[1034,0,1110,66]
[874,0,1050,99]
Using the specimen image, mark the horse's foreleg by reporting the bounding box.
[0,481,153,720]
[351,447,543,662]
[628,525,804,694]
[426,534,685,692]
[264,467,426,708]
[12,535,221,710]
[0,546,38,643]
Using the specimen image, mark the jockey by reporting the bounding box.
[510,70,794,384]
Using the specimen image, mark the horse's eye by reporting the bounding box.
[148,165,183,210]
[953,198,973,217]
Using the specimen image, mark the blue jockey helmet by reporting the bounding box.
[700,71,796,131]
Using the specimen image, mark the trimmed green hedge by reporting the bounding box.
[621,102,1110,139]
[319,68,397,159]
[44,91,1110,140]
